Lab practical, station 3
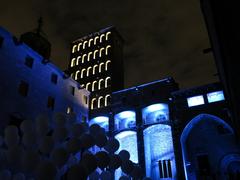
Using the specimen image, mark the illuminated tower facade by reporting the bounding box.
[67,27,124,118]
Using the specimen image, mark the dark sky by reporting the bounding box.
[0,0,218,89]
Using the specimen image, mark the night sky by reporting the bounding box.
[1,0,218,89]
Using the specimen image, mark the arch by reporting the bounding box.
[106,32,111,40]
[99,62,104,73]
[77,43,82,51]
[75,70,80,80]
[91,98,97,109]
[71,58,76,67]
[76,56,81,65]
[88,38,93,47]
[98,96,104,108]
[92,80,98,91]
[105,77,111,87]
[105,94,111,106]
[81,68,86,78]
[72,44,77,53]
[98,79,104,90]
[93,64,98,75]
[181,114,234,180]
[99,48,105,57]
[105,45,111,55]
[105,60,111,71]
[94,36,99,45]
[100,34,105,43]
[83,41,88,49]
[93,50,99,59]
[71,73,74,79]
[87,67,92,76]
[82,54,87,63]
[86,82,91,91]
[88,52,93,61]
[89,116,109,131]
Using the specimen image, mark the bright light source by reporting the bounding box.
[142,104,169,124]
[89,116,109,131]
[187,95,204,107]
[114,111,136,131]
[207,91,225,103]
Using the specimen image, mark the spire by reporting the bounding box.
[37,17,43,35]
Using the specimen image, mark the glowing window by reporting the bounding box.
[75,70,80,80]
[99,62,104,73]
[105,94,111,106]
[88,39,93,47]
[114,111,136,131]
[93,65,98,75]
[67,106,73,114]
[76,56,81,65]
[87,67,92,77]
[81,69,86,78]
[91,98,97,109]
[187,95,205,107]
[89,116,109,131]
[94,36,99,45]
[105,45,111,55]
[100,34,105,43]
[83,41,88,49]
[105,60,111,71]
[142,103,169,124]
[105,77,111,88]
[92,81,97,91]
[98,79,104,90]
[77,43,82,51]
[106,32,111,41]
[99,48,104,57]
[207,91,225,103]
[71,58,76,67]
[115,131,138,180]
[86,83,91,91]
[82,54,87,63]
[98,96,104,108]
[88,52,93,61]
[72,44,77,53]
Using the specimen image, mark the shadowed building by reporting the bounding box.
[0,26,89,132]
[67,27,124,119]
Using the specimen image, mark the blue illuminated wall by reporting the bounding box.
[115,131,138,179]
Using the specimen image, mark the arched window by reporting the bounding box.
[76,56,81,65]
[77,43,82,51]
[92,81,97,91]
[99,48,105,57]
[88,39,93,47]
[71,58,76,67]
[105,94,111,106]
[88,52,93,61]
[75,70,80,80]
[100,34,105,43]
[98,96,104,108]
[99,62,104,73]
[72,44,77,53]
[93,65,98,75]
[83,41,88,49]
[105,77,111,87]
[94,36,99,45]
[91,98,97,109]
[98,79,104,90]
[71,73,74,79]
[81,69,86,78]
[105,45,111,55]
[105,60,111,71]
[82,54,87,63]
[86,82,91,91]
[93,50,99,59]
[106,32,111,41]
[87,67,92,77]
